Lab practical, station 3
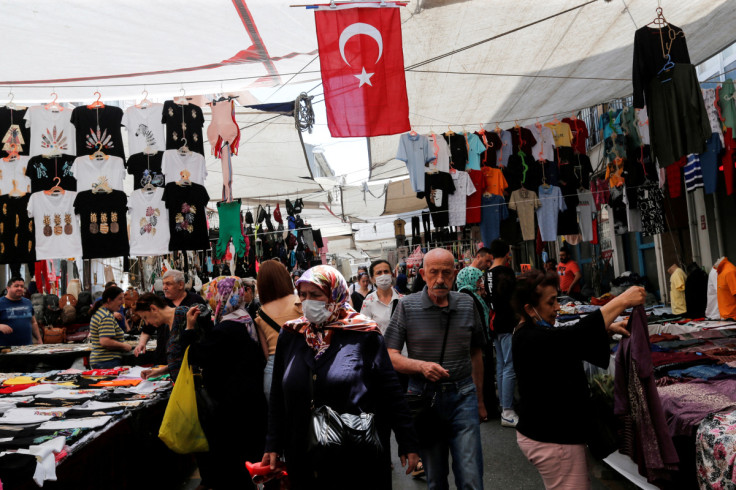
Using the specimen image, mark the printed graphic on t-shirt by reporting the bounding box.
[140,169,164,188]
[135,124,158,151]
[85,127,113,152]
[41,213,73,237]
[139,207,160,235]
[429,187,443,207]
[31,161,48,179]
[0,304,32,321]
[558,265,568,277]
[89,211,120,235]
[175,203,196,233]
[2,125,24,153]
[41,126,69,153]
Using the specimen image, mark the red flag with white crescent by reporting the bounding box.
[314,5,410,137]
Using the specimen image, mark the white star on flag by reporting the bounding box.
[354,67,374,87]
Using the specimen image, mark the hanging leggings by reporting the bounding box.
[422,211,432,244]
[221,145,233,202]
[34,261,51,294]
[216,201,246,259]
[411,216,420,246]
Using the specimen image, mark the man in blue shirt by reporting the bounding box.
[0,277,42,346]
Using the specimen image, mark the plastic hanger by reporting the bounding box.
[658,54,675,82]
[409,125,417,136]
[647,6,668,28]
[44,176,64,196]
[478,123,485,135]
[174,88,188,105]
[446,125,455,136]
[136,89,152,109]
[494,122,502,133]
[44,92,63,113]
[89,142,109,161]
[92,177,113,194]
[87,91,105,109]
[2,143,19,162]
[178,137,190,156]
[4,91,18,111]
[551,114,560,124]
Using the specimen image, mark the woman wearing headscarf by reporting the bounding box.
[456,267,490,332]
[182,276,267,490]
[262,265,419,489]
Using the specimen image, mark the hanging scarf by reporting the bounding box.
[283,265,380,359]
[456,266,490,330]
[202,276,258,342]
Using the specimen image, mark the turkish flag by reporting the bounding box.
[315,6,410,137]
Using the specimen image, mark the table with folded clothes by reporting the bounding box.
[0,339,157,372]
[607,312,736,490]
[0,366,192,489]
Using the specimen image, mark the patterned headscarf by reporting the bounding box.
[283,265,379,358]
[201,276,258,342]
[456,267,490,329]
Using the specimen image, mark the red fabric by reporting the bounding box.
[34,261,51,294]
[535,227,543,255]
[465,169,483,223]
[0,383,36,393]
[590,217,599,245]
[82,367,128,376]
[650,351,706,367]
[650,333,680,343]
[666,156,686,198]
[722,128,736,195]
[557,260,581,293]
[315,7,409,137]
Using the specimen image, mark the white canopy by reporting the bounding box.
[3,0,735,245]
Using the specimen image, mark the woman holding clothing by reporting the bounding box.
[262,265,418,489]
[512,270,645,489]
[254,260,303,400]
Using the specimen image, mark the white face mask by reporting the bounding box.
[375,274,393,290]
[302,299,332,325]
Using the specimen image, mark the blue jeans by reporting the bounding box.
[480,194,507,247]
[263,354,275,403]
[494,333,516,410]
[90,358,122,369]
[409,376,484,490]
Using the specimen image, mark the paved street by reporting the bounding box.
[183,417,640,489]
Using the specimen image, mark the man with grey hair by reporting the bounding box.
[385,248,486,489]
[133,270,204,358]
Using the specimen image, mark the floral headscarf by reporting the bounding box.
[456,267,490,330]
[283,265,379,358]
[201,276,258,342]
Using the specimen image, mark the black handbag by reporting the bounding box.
[307,367,382,458]
[406,311,451,427]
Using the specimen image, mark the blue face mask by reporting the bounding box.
[533,307,554,328]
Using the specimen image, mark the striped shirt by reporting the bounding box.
[89,307,125,365]
[385,287,485,382]
[684,154,704,192]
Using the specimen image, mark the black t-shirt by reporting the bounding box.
[70,106,125,161]
[476,131,502,168]
[485,265,516,334]
[26,154,77,193]
[163,182,210,251]
[162,101,205,155]
[73,190,129,259]
[126,151,165,190]
[0,107,31,157]
[443,133,469,170]
[421,171,456,228]
[0,194,35,264]
[508,127,537,156]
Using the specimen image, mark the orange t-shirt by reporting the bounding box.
[481,167,507,196]
[717,259,736,320]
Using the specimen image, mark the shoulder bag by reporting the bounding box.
[257,308,282,334]
[406,310,451,430]
[307,340,383,459]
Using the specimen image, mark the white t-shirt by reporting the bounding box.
[360,289,401,334]
[527,124,556,161]
[39,415,112,430]
[128,187,171,256]
[70,155,125,192]
[426,134,451,174]
[121,104,167,155]
[24,106,76,157]
[0,156,31,195]
[576,189,596,242]
[27,191,83,259]
[448,170,476,227]
[161,150,207,185]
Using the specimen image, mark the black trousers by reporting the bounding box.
[422,211,432,244]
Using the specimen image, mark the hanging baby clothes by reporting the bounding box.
[215,200,246,259]
[536,185,566,242]
[207,99,241,202]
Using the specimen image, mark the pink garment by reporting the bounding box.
[516,432,590,489]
